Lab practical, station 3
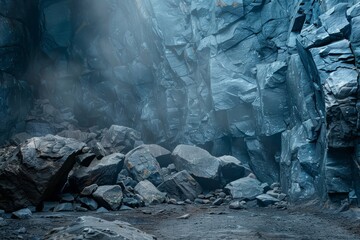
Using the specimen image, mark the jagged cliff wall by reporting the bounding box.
[1,0,360,203]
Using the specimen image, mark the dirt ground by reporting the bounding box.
[1,204,360,240]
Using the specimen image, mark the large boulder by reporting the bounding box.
[144,144,172,167]
[218,155,251,185]
[0,135,85,211]
[45,216,155,239]
[134,180,166,205]
[68,153,125,192]
[172,145,221,189]
[93,185,123,211]
[158,170,202,201]
[124,145,164,186]
[225,176,264,200]
[101,125,143,154]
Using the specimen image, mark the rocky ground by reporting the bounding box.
[0,204,360,239]
[0,100,360,239]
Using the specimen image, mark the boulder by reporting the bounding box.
[0,135,85,211]
[45,216,155,239]
[53,203,74,212]
[125,145,163,186]
[225,177,264,200]
[158,170,203,201]
[75,152,96,167]
[93,185,123,211]
[134,180,166,205]
[256,194,280,207]
[11,208,32,219]
[101,125,143,154]
[81,184,98,196]
[78,197,98,211]
[143,144,172,167]
[172,145,221,189]
[69,153,124,192]
[218,155,251,185]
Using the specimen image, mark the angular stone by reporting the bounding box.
[125,145,163,186]
[134,180,166,205]
[225,176,264,200]
[101,125,143,154]
[53,203,74,212]
[78,197,98,211]
[69,153,124,192]
[81,184,98,196]
[172,145,221,189]
[93,185,123,211]
[218,155,250,185]
[11,208,32,219]
[0,135,85,212]
[75,152,96,167]
[158,170,203,201]
[256,194,280,207]
[144,144,172,167]
[45,216,155,239]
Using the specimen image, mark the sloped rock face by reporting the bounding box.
[0,135,85,211]
[2,0,360,203]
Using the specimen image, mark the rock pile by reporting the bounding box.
[0,125,288,215]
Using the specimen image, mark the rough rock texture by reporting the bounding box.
[172,145,221,189]
[45,216,155,239]
[218,155,251,185]
[158,170,203,201]
[0,135,85,211]
[125,145,164,186]
[225,176,264,200]
[92,185,123,211]
[68,153,125,192]
[2,0,360,203]
[134,180,167,205]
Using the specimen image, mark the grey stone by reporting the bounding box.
[69,153,124,192]
[144,144,172,167]
[53,203,74,212]
[256,194,280,207]
[101,125,143,154]
[75,153,96,167]
[125,145,164,186]
[80,184,98,196]
[229,200,246,210]
[134,180,166,205]
[0,135,85,212]
[60,193,75,203]
[78,197,98,211]
[11,208,32,219]
[172,145,221,189]
[218,155,251,185]
[158,170,203,201]
[225,177,264,200]
[93,185,123,211]
[45,216,155,239]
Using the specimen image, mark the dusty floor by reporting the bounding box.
[1,204,360,240]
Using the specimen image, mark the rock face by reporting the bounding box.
[158,170,203,201]
[172,145,221,189]
[2,0,360,203]
[45,216,155,239]
[0,135,85,211]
